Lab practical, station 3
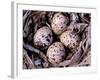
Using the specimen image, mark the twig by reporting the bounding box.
[57,42,82,67]
[34,24,38,34]
[23,43,49,68]
[23,50,36,69]
[46,22,51,29]
[23,11,32,28]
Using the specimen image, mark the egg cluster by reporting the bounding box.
[23,11,91,69]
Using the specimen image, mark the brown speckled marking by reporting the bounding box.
[48,34,52,38]
[53,54,55,57]
[61,26,63,29]
[42,35,44,37]
[46,38,50,42]
[52,58,55,61]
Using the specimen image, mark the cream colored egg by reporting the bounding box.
[60,31,80,49]
[47,42,65,64]
[51,13,68,35]
[34,26,53,50]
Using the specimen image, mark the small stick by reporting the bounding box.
[23,43,49,68]
[58,60,71,67]
[34,24,38,34]
[23,50,36,69]
[78,38,90,62]
[57,43,82,67]
[56,50,81,67]
[46,22,52,29]
[23,11,32,26]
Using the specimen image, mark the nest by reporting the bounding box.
[23,10,91,69]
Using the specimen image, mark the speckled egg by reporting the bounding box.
[33,26,53,50]
[60,31,80,49]
[51,13,68,35]
[47,42,65,64]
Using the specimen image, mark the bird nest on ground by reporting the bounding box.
[23,10,91,69]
